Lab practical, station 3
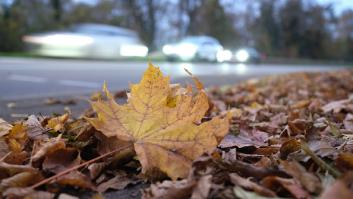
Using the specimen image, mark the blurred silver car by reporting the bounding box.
[23,23,148,59]
[162,36,224,62]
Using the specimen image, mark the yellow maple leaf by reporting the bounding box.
[46,113,69,132]
[6,123,27,152]
[87,63,231,180]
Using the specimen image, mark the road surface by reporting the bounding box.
[0,57,350,100]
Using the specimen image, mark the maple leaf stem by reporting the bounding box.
[30,143,134,189]
[300,141,341,178]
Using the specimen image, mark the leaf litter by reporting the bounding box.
[0,64,353,199]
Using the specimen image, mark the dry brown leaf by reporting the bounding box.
[56,171,95,190]
[0,118,12,137]
[279,160,322,193]
[0,171,43,189]
[335,152,353,172]
[31,137,66,162]
[25,115,48,140]
[343,113,353,131]
[46,113,69,132]
[142,179,194,199]
[321,99,352,113]
[3,187,54,199]
[229,173,276,197]
[319,172,353,199]
[0,137,9,158]
[97,171,137,192]
[87,63,231,180]
[219,130,268,149]
[279,139,301,159]
[190,175,212,199]
[3,151,28,165]
[0,162,36,179]
[88,162,107,180]
[42,147,81,174]
[261,176,311,199]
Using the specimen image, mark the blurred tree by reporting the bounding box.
[51,0,62,22]
[178,0,203,35]
[255,0,280,56]
[188,0,238,47]
[335,10,353,61]
[299,4,332,59]
[278,0,306,57]
[122,0,157,49]
[0,2,23,51]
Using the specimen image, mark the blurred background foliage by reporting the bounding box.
[1,0,353,61]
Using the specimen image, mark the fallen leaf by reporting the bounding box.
[229,173,276,197]
[288,119,312,135]
[42,147,81,174]
[219,129,268,149]
[87,63,231,180]
[279,139,301,159]
[222,148,237,164]
[261,176,311,199]
[46,113,69,132]
[343,113,353,131]
[0,118,12,137]
[321,99,352,113]
[3,187,54,199]
[279,160,322,193]
[319,172,353,199]
[184,68,204,90]
[3,151,28,165]
[97,171,138,192]
[307,140,337,158]
[0,137,9,158]
[0,171,43,189]
[0,162,36,180]
[25,115,48,140]
[233,186,281,199]
[56,171,95,190]
[31,137,66,162]
[142,179,194,199]
[88,162,107,179]
[190,175,212,199]
[335,152,353,172]
[6,123,27,152]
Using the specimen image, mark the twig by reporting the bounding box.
[300,141,341,178]
[30,144,133,189]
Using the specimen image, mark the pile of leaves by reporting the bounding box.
[1,64,353,199]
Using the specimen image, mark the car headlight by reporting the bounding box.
[217,49,232,62]
[24,34,94,46]
[176,43,197,60]
[162,45,174,55]
[235,49,250,62]
[120,44,148,57]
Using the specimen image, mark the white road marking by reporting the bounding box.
[59,80,101,88]
[8,74,47,83]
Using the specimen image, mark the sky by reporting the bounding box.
[71,0,353,14]
[3,0,353,15]
[317,0,353,13]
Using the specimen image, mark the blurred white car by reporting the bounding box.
[23,23,148,59]
[162,36,225,62]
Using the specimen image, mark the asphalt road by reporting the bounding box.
[0,57,350,100]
